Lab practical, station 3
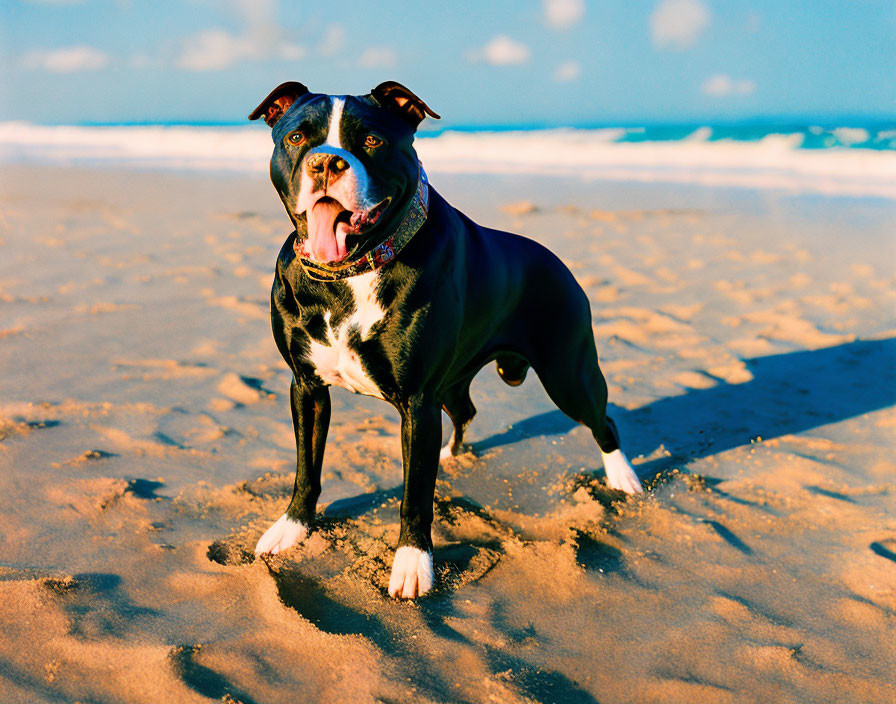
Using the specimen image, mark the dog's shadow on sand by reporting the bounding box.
[475,337,896,479]
[210,339,893,704]
[265,543,600,704]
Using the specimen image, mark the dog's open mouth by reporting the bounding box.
[299,196,391,263]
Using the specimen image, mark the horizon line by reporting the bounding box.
[2,115,895,132]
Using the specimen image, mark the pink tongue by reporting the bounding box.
[306,200,350,262]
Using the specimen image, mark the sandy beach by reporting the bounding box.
[1,163,894,703]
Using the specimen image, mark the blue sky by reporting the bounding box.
[2,0,895,126]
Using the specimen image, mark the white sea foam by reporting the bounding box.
[831,127,870,147]
[2,122,895,199]
[415,129,896,199]
[0,122,269,172]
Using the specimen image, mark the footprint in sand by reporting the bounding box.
[207,492,508,601]
[217,372,275,405]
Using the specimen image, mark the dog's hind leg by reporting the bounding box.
[530,331,643,494]
[598,416,643,494]
[440,379,476,460]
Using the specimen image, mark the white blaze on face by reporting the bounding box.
[295,96,377,264]
[325,97,345,148]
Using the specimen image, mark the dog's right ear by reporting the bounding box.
[249,81,309,127]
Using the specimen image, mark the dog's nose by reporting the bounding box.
[305,153,350,181]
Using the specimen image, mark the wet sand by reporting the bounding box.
[1,164,894,703]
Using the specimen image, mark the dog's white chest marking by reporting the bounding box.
[308,270,385,399]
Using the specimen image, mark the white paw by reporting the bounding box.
[440,431,470,461]
[439,431,455,462]
[388,546,434,599]
[254,514,308,555]
[439,443,454,462]
[602,449,643,494]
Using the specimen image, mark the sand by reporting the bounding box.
[1,164,894,703]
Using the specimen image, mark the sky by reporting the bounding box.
[2,0,895,127]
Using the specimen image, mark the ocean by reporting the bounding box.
[1,122,894,199]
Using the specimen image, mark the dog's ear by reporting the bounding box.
[371,81,440,128]
[249,81,309,127]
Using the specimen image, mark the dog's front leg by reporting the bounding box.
[255,380,331,555]
[388,395,441,599]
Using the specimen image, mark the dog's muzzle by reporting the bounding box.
[296,145,385,263]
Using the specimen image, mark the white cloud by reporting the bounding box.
[176,0,306,71]
[553,60,582,82]
[318,24,346,58]
[177,29,259,71]
[701,74,756,97]
[278,43,306,61]
[129,52,158,70]
[230,0,276,28]
[745,10,762,34]
[543,0,585,30]
[23,46,109,73]
[466,35,531,66]
[358,47,398,69]
[650,0,710,50]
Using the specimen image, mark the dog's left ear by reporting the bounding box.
[371,81,440,128]
[249,81,309,127]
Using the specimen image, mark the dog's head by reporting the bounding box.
[250,81,439,264]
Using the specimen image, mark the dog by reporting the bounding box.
[249,81,643,599]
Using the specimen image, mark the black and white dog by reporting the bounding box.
[249,81,643,599]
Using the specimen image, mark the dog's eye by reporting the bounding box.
[364,135,383,149]
[286,131,306,146]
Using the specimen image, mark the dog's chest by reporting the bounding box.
[306,270,385,399]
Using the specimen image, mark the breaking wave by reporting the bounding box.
[2,122,894,199]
